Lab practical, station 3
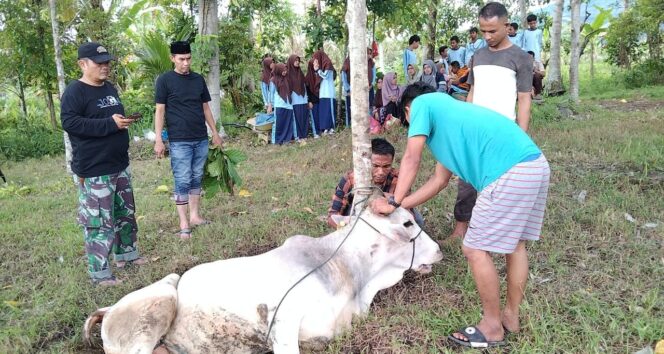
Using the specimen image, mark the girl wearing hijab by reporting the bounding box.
[305,58,321,138]
[341,57,351,127]
[382,72,405,123]
[406,64,421,85]
[420,59,438,89]
[261,56,274,112]
[287,55,309,140]
[312,50,337,134]
[269,63,294,144]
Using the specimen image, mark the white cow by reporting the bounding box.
[84,206,443,354]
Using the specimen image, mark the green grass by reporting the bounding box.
[1,84,663,353]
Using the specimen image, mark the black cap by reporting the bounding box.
[77,42,115,63]
[170,41,191,55]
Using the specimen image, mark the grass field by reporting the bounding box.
[1,79,663,353]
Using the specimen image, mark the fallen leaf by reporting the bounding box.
[58,256,64,263]
[3,301,20,309]
[299,140,307,146]
[151,256,161,262]
[303,207,315,215]
[625,213,636,223]
[271,196,279,201]
[238,189,252,197]
[2,285,12,290]
[655,340,664,354]
[620,99,627,103]
[271,208,283,213]
[642,222,658,229]
[155,185,169,193]
[136,215,145,221]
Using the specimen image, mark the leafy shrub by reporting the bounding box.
[622,59,664,88]
[0,124,64,161]
[121,88,156,138]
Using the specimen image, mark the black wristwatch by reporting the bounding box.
[387,195,401,208]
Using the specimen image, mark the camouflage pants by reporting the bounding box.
[77,167,139,281]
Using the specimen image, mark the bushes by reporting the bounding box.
[622,59,664,88]
[0,124,64,161]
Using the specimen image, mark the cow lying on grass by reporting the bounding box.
[84,206,443,354]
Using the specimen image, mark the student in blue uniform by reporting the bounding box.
[508,23,524,49]
[522,14,543,61]
[269,63,294,144]
[448,36,467,67]
[313,50,337,135]
[305,57,321,138]
[287,54,309,140]
[260,56,274,112]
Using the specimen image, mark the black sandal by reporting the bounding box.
[448,325,506,348]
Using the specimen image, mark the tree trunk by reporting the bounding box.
[426,0,438,60]
[647,29,661,60]
[519,0,528,29]
[316,0,321,16]
[198,0,225,136]
[46,90,57,129]
[590,39,595,79]
[346,0,372,210]
[545,0,565,95]
[569,0,581,102]
[17,72,28,119]
[49,0,74,176]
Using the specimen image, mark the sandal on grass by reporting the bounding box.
[92,276,122,287]
[177,228,192,239]
[191,220,211,228]
[116,257,149,269]
[448,326,506,348]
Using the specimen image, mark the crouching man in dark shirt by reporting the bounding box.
[61,42,147,287]
[153,41,222,239]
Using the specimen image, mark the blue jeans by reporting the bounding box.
[169,139,209,205]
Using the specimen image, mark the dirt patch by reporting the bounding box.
[596,98,664,112]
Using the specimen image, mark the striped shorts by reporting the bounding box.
[464,155,550,254]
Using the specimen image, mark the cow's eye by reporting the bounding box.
[403,220,413,227]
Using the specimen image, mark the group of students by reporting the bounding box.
[260,51,340,145]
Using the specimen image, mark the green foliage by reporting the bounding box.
[604,9,642,67]
[256,1,299,57]
[0,182,32,199]
[622,59,664,88]
[217,17,262,115]
[0,123,65,161]
[121,88,156,138]
[203,146,247,197]
[304,4,345,55]
[135,31,173,83]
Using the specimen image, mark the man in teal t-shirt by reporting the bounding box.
[372,83,550,348]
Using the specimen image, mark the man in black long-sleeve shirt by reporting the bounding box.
[61,42,147,286]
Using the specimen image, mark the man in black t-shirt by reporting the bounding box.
[61,42,147,287]
[154,41,222,239]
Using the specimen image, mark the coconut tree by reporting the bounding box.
[569,0,581,102]
[545,0,565,95]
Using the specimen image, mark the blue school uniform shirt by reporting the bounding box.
[403,48,418,78]
[522,28,543,61]
[341,71,350,95]
[407,92,541,192]
[448,47,467,67]
[269,82,293,109]
[290,83,308,105]
[261,82,272,106]
[508,33,524,49]
[464,39,486,66]
[317,70,336,99]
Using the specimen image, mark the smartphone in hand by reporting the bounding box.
[127,112,142,121]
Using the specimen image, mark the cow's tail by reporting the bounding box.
[83,306,110,346]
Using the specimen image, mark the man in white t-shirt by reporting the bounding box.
[449,2,533,237]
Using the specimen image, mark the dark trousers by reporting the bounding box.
[454,179,477,222]
[293,104,309,139]
[533,72,544,95]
